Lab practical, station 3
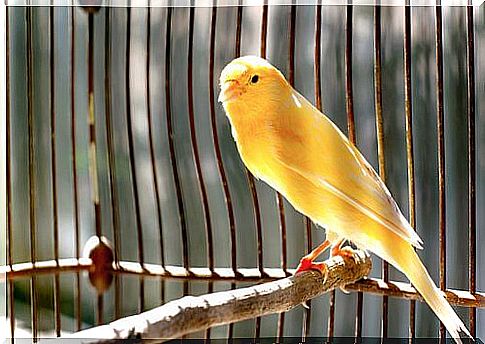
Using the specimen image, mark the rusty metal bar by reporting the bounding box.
[328,291,336,337]
[373,4,388,338]
[208,4,238,276]
[247,1,268,281]
[374,5,385,185]
[346,278,485,308]
[125,6,146,312]
[314,2,322,111]
[71,7,82,330]
[87,13,102,240]
[287,3,310,336]
[254,317,261,340]
[26,6,38,341]
[277,312,285,340]
[288,4,296,86]
[2,259,485,308]
[187,5,214,272]
[235,5,242,58]
[103,6,122,319]
[146,3,166,306]
[278,199,288,275]
[6,6,15,340]
[251,3,270,337]
[230,4,244,338]
[434,2,446,340]
[87,11,105,322]
[403,2,417,340]
[50,6,62,336]
[345,5,356,144]
[345,4,362,339]
[466,3,476,338]
[314,3,335,337]
[260,1,268,58]
[165,6,189,272]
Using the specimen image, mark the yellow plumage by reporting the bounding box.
[219,55,470,343]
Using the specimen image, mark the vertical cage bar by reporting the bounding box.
[320,4,333,332]
[26,6,38,341]
[279,201,288,275]
[87,12,105,323]
[187,5,214,272]
[87,13,101,240]
[374,8,385,182]
[6,6,15,339]
[208,3,237,278]
[71,7,82,330]
[434,2,446,340]
[374,4,388,339]
[288,3,311,337]
[164,5,190,296]
[314,1,322,112]
[345,4,362,338]
[145,3,166,305]
[230,4,244,338]
[103,7,122,319]
[124,7,146,312]
[403,2,417,340]
[345,5,356,144]
[50,6,62,336]
[466,3,476,338]
[277,313,285,341]
[287,0,295,278]
[254,317,261,340]
[250,0,268,280]
[253,3,269,339]
[328,291,336,338]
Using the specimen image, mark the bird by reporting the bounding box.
[218,55,471,343]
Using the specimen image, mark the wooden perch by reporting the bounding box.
[67,250,371,342]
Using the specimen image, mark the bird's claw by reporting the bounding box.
[339,286,351,294]
[331,246,357,261]
[295,258,328,281]
[301,301,310,309]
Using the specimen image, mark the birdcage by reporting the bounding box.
[2,0,484,341]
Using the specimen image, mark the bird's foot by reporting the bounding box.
[295,257,327,276]
[331,246,357,260]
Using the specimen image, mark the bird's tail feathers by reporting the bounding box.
[391,246,472,344]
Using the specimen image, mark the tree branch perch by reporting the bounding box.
[67,250,371,342]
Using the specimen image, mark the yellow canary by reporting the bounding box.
[218,55,470,342]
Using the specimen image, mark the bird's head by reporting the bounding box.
[218,56,288,107]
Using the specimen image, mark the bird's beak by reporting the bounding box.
[218,80,239,103]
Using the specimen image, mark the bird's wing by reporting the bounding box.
[274,92,423,249]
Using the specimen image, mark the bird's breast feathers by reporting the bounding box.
[228,89,423,249]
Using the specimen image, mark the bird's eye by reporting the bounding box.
[250,75,259,84]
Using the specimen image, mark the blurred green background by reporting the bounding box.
[2,3,484,340]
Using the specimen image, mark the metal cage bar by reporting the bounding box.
[403,2,417,340]
[253,2,270,339]
[6,6,15,340]
[344,4,364,339]
[373,4,389,339]
[49,7,62,336]
[145,2,166,293]
[124,7,146,312]
[103,6,124,320]
[71,7,83,331]
[434,1,446,341]
[466,3,476,338]
[187,4,214,274]
[229,3,244,339]
[26,6,39,341]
